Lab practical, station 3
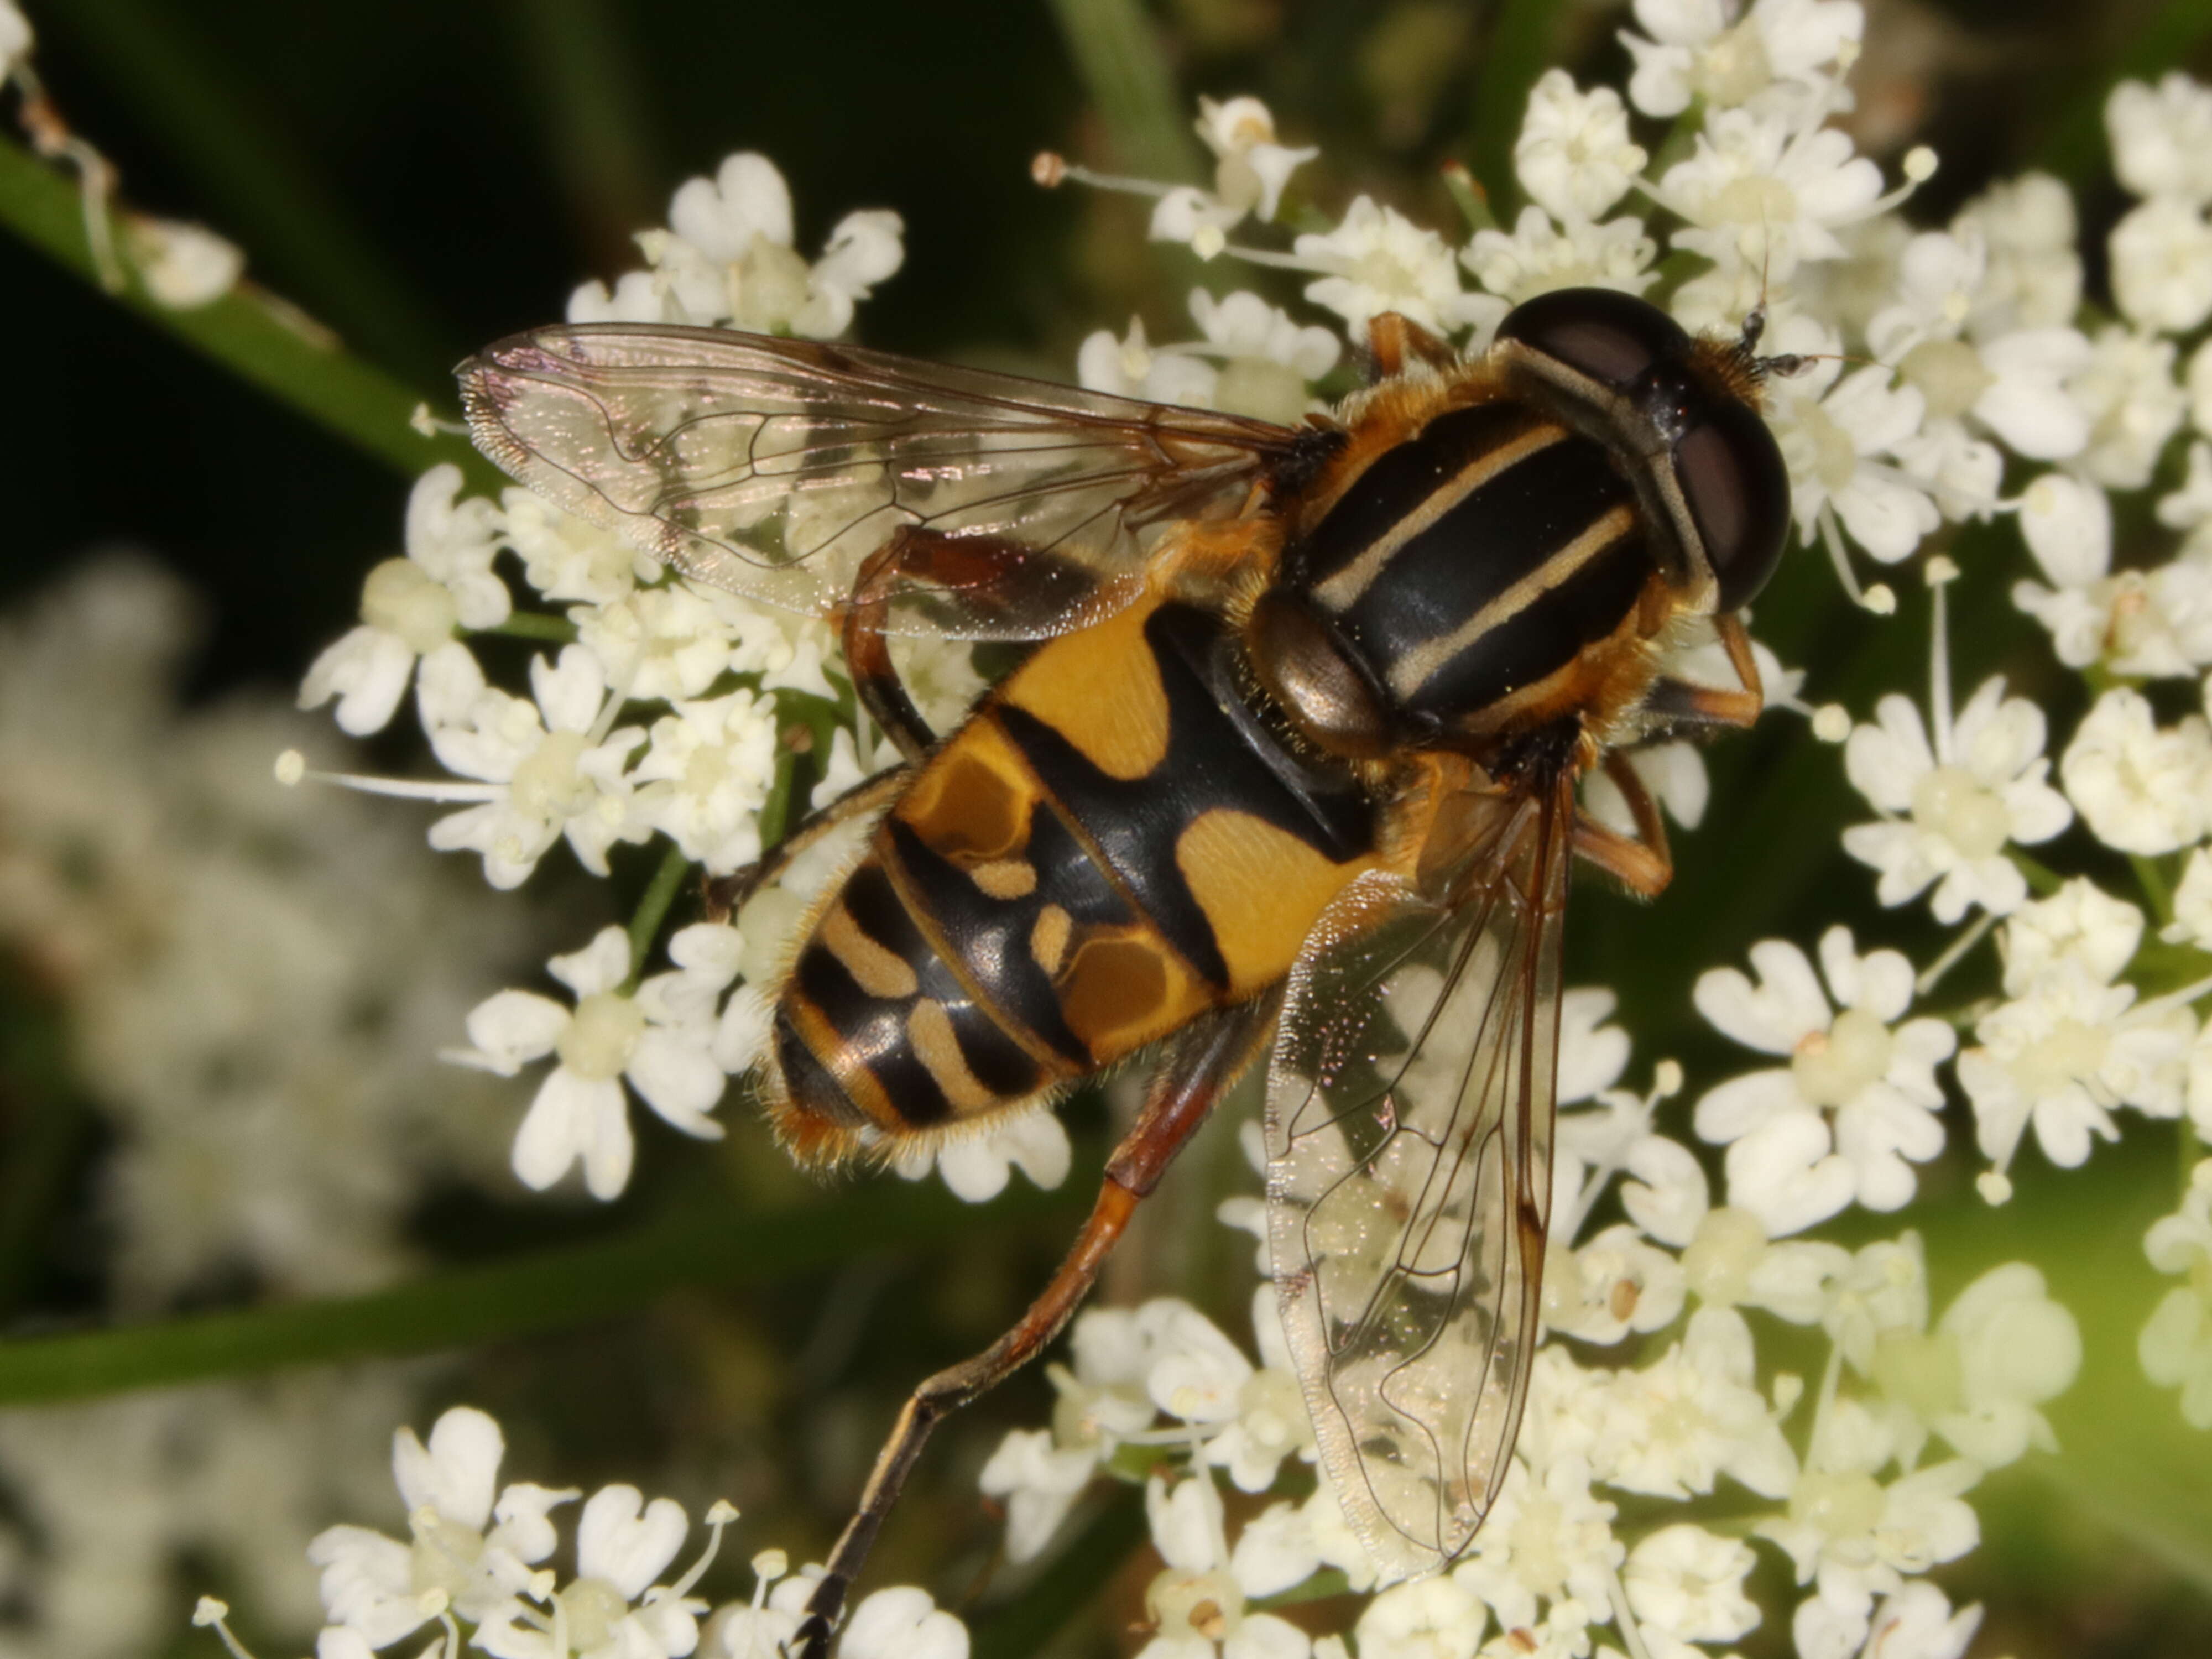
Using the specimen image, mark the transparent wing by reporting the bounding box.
[458,324,1300,638]
[1265,774,1572,1583]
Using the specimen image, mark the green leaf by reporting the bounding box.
[0,134,495,489]
[0,1177,1084,1407]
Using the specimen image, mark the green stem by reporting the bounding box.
[2009,848,2065,897]
[2134,853,2177,928]
[1253,1569,1354,1610]
[1046,0,1204,182]
[0,134,495,489]
[478,613,582,645]
[775,687,846,769]
[758,744,799,854]
[0,1177,1083,1408]
[972,1485,1147,1659]
[1439,161,1497,234]
[1465,0,1566,215]
[42,0,456,383]
[500,0,662,245]
[625,843,695,987]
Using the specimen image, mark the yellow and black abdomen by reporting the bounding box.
[769,590,1380,1159]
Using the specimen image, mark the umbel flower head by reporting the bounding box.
[194,9,2212,1657]
[205,1405,968,1659]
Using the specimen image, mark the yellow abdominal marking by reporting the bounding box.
[1030,904,1073,975]
[905,998,998,1115]
[999,595,1171,779]
[895,728,1035,862]
[820,902,918,1000]
[970,858,1039,899]
[1175,808,1371,996]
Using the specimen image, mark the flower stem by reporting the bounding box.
[757,744,799,854]
[0,1175,1086,1407]
[1465,0,1567,216]
[625,842,695,987]
[1917,912,1997,996]
[2133,853,2177,928]
[40,0,456,382]
[1439,161,1496,234]
[478,613,582,645]
[498,0,662,246]
[1606,1561,1656,1659]
[0,133,497,489]
[1046,0,1205,184]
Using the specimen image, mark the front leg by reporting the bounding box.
[1638,612,1764,732]
[1573,749,1672,898]
[1365,311,1459,379]
[837,525,997,763]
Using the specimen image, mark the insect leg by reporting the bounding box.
[1572,750,1672,898]
[1637,612,1764,731]
[839,527,970,761]
[840,525,1100,762]
[1365,311,1458,379]
[702,766,910,920]
[794,992,1284,1659]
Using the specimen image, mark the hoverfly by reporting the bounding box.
[458,285,1794,1655]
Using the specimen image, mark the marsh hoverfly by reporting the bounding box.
[458,286,1794,1654]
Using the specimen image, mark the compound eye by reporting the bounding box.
[1676,395,1791,611]
[1494,287,1693,393]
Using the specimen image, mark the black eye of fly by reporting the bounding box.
[1499,286,1790,609]
[1675,395,1791,609]
[1494,287,1694,393]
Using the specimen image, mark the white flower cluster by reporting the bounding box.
[197,1405,963,1659]
[0,562,540,1659]
[268,13,2212,1653]
[294,154,1055,1206]
[571,152,904,338]
[1,561,524,1306]
[980,1011,2074,1659]
[0,1374,422,1659]
[2141,1157,2212,1426]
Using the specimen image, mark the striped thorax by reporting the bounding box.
[1251,287,1791,765]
